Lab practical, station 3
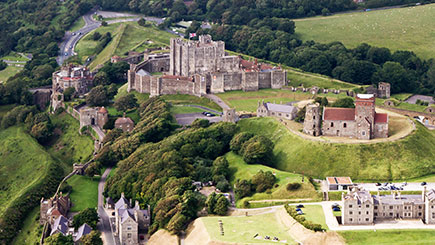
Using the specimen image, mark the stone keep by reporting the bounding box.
[303,104,321,136]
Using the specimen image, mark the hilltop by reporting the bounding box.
[238,117,435,181]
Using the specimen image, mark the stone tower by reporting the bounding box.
[378,82,391,98]
[303,104,321,136]
[355,94,376,140]
[223,108,238,123]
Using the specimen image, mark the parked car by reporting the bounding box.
[375,183,381,186]
[206,113,215,117]
[331,203,339,208]
[421,182,427,186]
[296,204,304,208]
[64,52,68,56]
[383,182,388,186]
[296,208,302,212]
[297,211,304,215]
[332,207,341,212]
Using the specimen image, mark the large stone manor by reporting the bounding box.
[303,94,388,140]
[127,35,287,96]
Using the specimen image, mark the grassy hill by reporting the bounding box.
[237,117,435,181]
[339,230,435,245]
[0,127,57,216]
[294,4,435,59]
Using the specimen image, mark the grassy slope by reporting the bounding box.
[48,112,94,165]
[0,127,56,216]
[66,175,99,212]
[0,66,22,83]
[294,4,435,59]
[68,17,85,32]
[12,206,43,245]
[226,152,320,206]
[161,94,222,111]
[216,89,348,112]
[201,213,296,244]
[237,117,435,181]
[339,230,435,245]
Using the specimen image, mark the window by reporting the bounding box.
[331,122,334,127]
[362,131,366,136]
[418,212,422,216]
[349,211,353,215]
[390,213,393,216]
[419,206,422,209]
[349,218,353,222]
[374,212,378,216]
[366,211,369,215]
[349,205,352,208]
[358,211,361,215]
[278,113,282,116]
[343,123,347,128]
[390,206,393,209]
[432,213,435,218]
[127,226,132,231]
[404,206,407,210]
[313,116,316,120]
[286,114,289,117]
[366,205,370,208]
[365,218,369,221]
[374,206,378,210]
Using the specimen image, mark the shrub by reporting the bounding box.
[284,205,325,232]
[191,118,210,128]
[241,135,274,166]
[286,183,301,191]
[252,170,276,193]
[230,132,254,154]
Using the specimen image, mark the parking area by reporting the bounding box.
[175,113,223,126]
[356,182,435,192]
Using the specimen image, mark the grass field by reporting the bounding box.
[294,4,435,59]
[226,152,320,207]
[237,117,435,181]
[339,230,435,245]
[115,83,150,104]
[201,213,296,244]
[48,112,94,165]
[289,204,328,230]
[12,206,43,245]
[376,97,430,112]
[216,89,348,112]
[106,106,141,123]
[161,94,222,111]
[0,66,22,83]
[67,175,99,212]
[287,68,359,89]
[68,17,85,32]
[0,127,56,216]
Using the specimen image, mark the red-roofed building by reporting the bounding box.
[304,94,388,140]
[326,177,354,191]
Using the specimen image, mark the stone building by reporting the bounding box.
[127,35,287,97]
[79,106,108,129]
[52,64,93,95]
[366,82,390,98]
[40,193,71,225]
[303,104,322,136]
[303,94,388,140]
[48,215,92,244]
[342,187,435,225]
[115,116,135,132]
[223,108,238,123]
[257,101,298,120]
[112,193,151,245]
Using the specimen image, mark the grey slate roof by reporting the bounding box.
[119,208,136,223]
[115,195,130,210]
[50,215,69,236]
[74,223,92,242]
[376,194,424,205]
[264,103,297,114]
[426,189,435,201]
[137,69,151,76]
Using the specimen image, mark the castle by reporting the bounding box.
[79,106,109,129]
[303,94,388,140]
[257,101,298,120]
[127,35,287,97]
[51,64,93,111]
[40,192,71,225]
[366,82,391,98]
[342,187,435,225]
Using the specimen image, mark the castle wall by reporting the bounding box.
[258,72,271,89]
[158,77,195,96]
[271,70,287,89]
[242,72,259,91]
[219,56,240,72]
[223,73,242,91]
[143,57,170,73]
[374,123,388,138]
[322,120,356,137]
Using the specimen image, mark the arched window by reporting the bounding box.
[343,123,347,128]
[313,116,316,120]
[330,122,334,127]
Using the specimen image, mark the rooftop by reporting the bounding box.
[376,194,424,205]
[264,102,298,114]
[323,107,355,121]
[357,94,374,99]
[327,177,353,185]
[374,113,388,123]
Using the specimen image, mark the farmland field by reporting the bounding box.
[295,4,435,59]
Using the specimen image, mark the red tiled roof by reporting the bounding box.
[99,107,108,114]
[375,113,388,123]
[327,177,353,185]
[323,108,355,121]
[240,59,255,70]
[115,117,134,125]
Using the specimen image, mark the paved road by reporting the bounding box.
[175,113,223,125]
[181,104,222,115]
[204,94,230,109]
[91,125,105,141]
[97,168,116,245]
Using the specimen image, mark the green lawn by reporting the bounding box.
[48,112,94,165]
[115,83,150,103]
[391,93,413,101]
[216,89,349,112]
[226,152,320,207]
[170,105,215,114]
[67,175,99,212]
[12,206,43,245]
[106,106,140,124]
[161,94,222,112]
[289,204,328,230]
[69,17,85,32]
[376,97,430,112]
[294,4,435,59]
[339,230,435,245]
[0,66,23,83]
[201,212,296,244]
[237,117,435,181]
[0,127,56,216]
[287,68,359,89]
[406,174,435,183]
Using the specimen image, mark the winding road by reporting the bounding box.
[97,167,117,245]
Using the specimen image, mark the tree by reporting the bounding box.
[234,179,252,199]
[214,195,229,215]
[314,97,328,107]
[101,21,108,26]
[241,135,274,165]
[191,118,210,128]
[93,72,110,86]
[30,122,52,144]
[212,156,229,178]
[331,98,355,108]
[86,85,108,106]
[205,192,217,214]
[230,132,253,154]
[92,32,102,41]
[81,230,103,245]
[72,208,99,229]
[0,60,7,71]
[251,170,276,193]
[63,87,75,101]
[44,234,74,245]
[114,94,138,111]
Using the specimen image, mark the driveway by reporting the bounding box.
[204,94,230,110]
[97,168,117,245]
[175,113,223,125]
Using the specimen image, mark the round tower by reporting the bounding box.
[303,104,321,136]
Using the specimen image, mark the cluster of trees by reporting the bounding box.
[72,208,100,230]
[0,60,7,71]
[94,32,112,54]
[234,170,276,200]
[206,192,230,215]
[44,230,102,245]
[230,132,274,166]
[99,97,238,234]
[285,205,324,232]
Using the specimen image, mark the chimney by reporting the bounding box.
[121,192,125,198]
[123,112,126,118]
[422,186,427,202]
[135,200,140,209]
